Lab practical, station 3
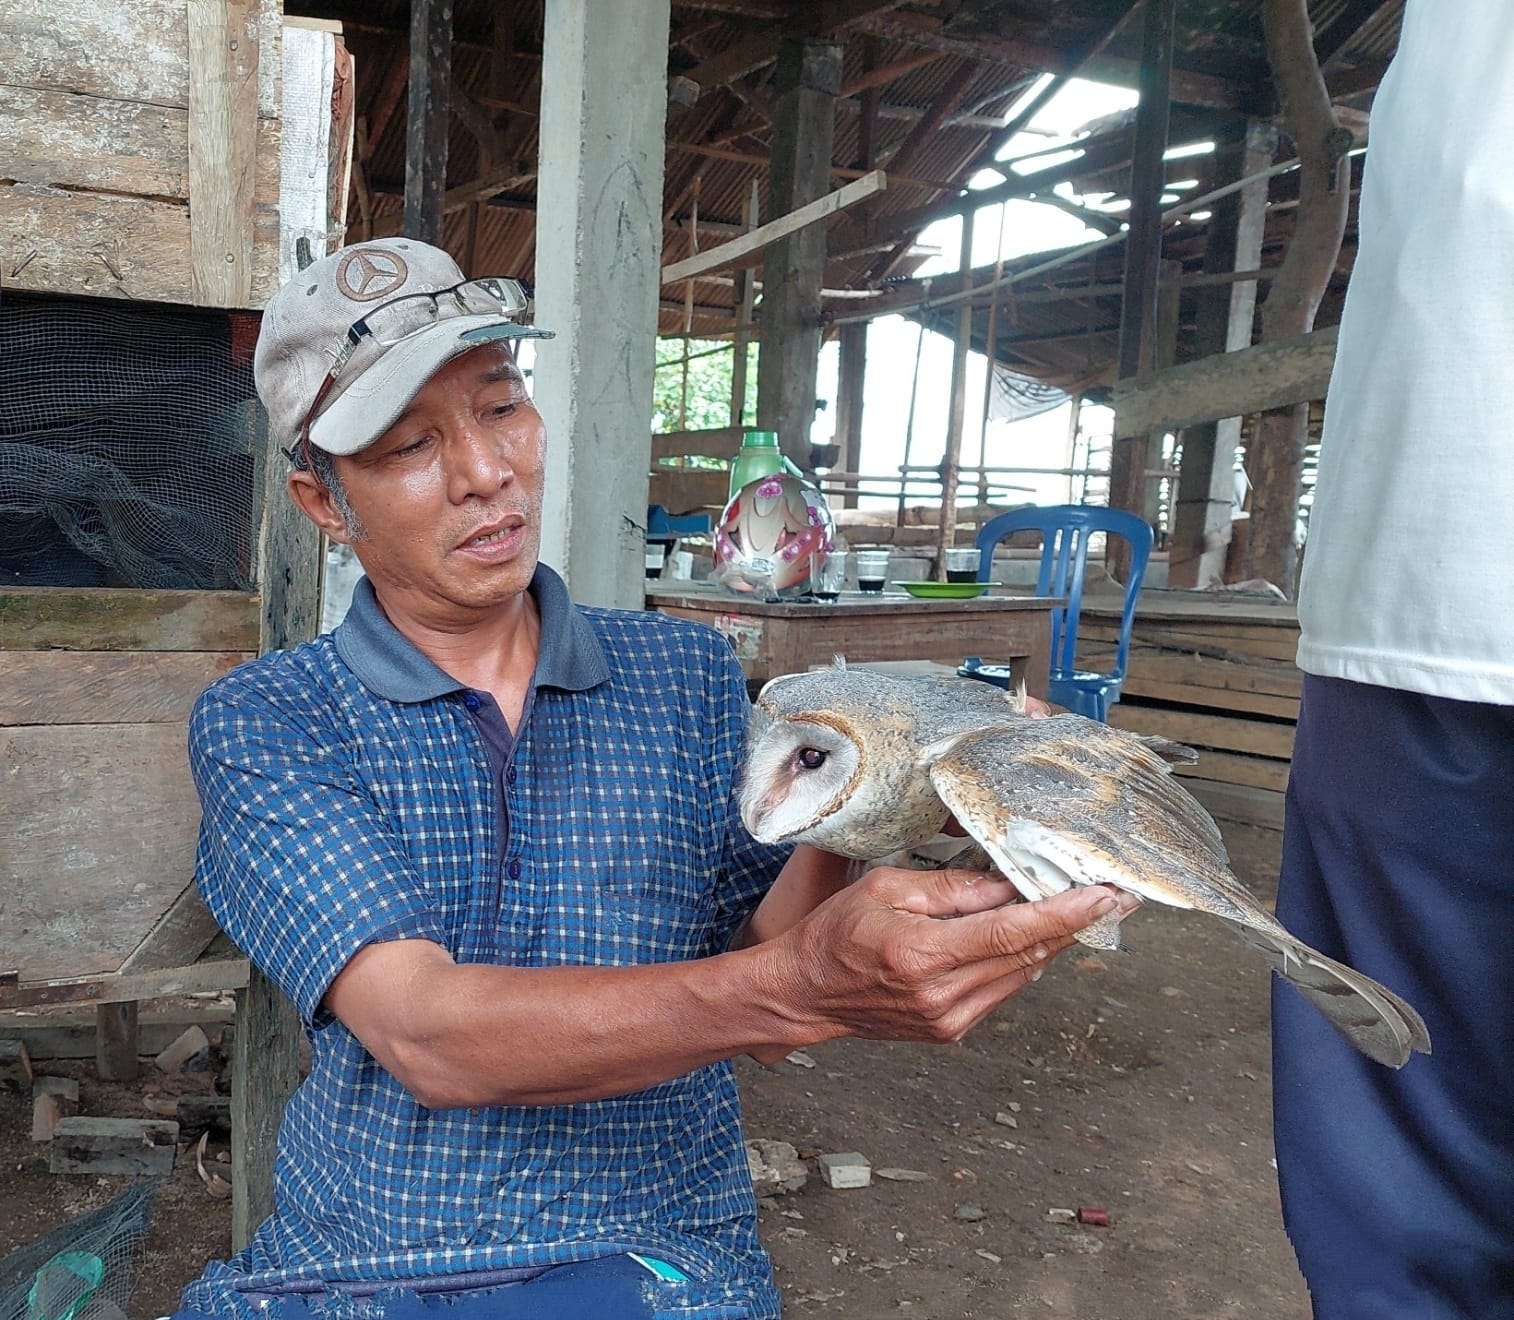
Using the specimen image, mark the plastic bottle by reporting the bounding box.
[728,430,784,501]
[727,430,807,500]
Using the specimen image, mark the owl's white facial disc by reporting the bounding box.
[740,719,861,844]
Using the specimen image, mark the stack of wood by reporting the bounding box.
[1078,592,1301,830]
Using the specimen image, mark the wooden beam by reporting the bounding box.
[1313,0,1388,66]
[850,12,1254,112]
[662,168,883,283]
[365,44,411,161]
[679,0,913,95]
[841,49,942,96]
[186,0,259,307]
[370,162,535,238]
[1112,325,1338,436]
[404,0,453,244]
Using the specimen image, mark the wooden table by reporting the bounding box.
[647,582,1058,698]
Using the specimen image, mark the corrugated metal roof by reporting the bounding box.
[297,0,1401,366]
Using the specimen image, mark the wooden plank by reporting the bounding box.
[1080,622,1300,663]
[31,1076,79,1142]
[1108,703,1295,760]
[50,1116,178,1176]
[651,426,745,462]
[0,86,188,196]
[96,1003,140,1081]
[1173,749,1291,792]
[1116,677,1299,720]
[0,961,250,1011]
[1185,780,1286,830]
[1084,592,1299,626]
[1117,649,1302,699]
[119,885,226,975]
[662,169,884,285]
[1,1003,236,1062]
[0,173,280,306]
[0,724,202,982]
[0,652,247,725]
[0,588,261,652]
[1113,325,1339,436]
[0,0,267,113]
[188,0,260,307]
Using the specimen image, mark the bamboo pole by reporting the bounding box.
[935,212,976,579]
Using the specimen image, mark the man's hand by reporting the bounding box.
[755,866,1126,1048]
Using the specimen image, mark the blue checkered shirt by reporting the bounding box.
[182,566,789,1319]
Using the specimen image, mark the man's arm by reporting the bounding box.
[323,869,1124,1110]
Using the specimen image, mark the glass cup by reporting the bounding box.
[810,549,848,601]
[855,549,890,594]
[945,546,982,583]
[644,545,667,580]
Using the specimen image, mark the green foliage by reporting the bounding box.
[652,339,759,433]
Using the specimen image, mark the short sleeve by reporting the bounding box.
[189,681,450,1023]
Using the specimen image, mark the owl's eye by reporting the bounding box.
[797,747,828,771]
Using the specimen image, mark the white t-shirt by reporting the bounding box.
[1296,0,1514,705]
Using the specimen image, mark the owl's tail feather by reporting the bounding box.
[1230,922,1432,1068]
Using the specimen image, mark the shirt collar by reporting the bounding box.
[333,563,609,703]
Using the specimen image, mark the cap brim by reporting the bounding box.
[309,315,554,456]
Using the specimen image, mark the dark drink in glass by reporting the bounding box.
[857,576,886,593]
[946,568,978,583]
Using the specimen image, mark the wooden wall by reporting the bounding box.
[0,0,284,307]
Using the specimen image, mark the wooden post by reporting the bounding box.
[1108,0,1175,556]
[730,181,760,428]
[935,212,975,578]
[232,410,321,1251]
[1168,119,1276,587]
[756,38,842,456]
[833,322,867,507]
[186,0,259,308]
[95,1003,139,1082]
[1245,0,1352,591]
[404,0,453,245]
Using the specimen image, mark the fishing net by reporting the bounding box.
[0,1181,156,1320]
[0,290,265,591]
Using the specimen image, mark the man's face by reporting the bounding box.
[320,342,546,629]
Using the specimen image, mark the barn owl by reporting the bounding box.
[740,664,1431,1069]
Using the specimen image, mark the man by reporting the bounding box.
[178,237,1123,1319]
[1272,4,1514,1316]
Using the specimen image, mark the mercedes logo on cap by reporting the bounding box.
[335,247,410,302]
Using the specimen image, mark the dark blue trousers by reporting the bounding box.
[1273,675,1514,1319]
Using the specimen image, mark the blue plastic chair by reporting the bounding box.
[647,504,712,538]
[960,504,1153,722]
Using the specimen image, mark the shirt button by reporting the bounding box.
[506,766,517,786]
[462,692,481,712]
[507,859,522,880]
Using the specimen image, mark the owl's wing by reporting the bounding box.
[922,715,1245,917]
[923,716,1431,1067]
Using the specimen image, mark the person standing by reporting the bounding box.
[1272,4,1514,1316]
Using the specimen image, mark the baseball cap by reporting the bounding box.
[254,237,554,458]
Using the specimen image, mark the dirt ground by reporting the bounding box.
[0,822,1309,1320]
